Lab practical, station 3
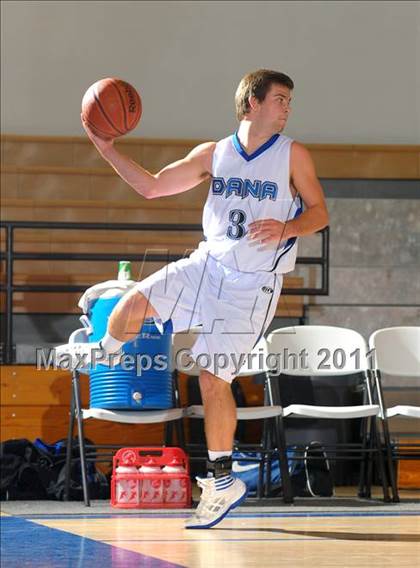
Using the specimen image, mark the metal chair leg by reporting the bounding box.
[72,371,90,506]
[257,447,265,499]
[374,370,400,502]
[365,418,375,499]
[274,415,294,504]
[358,415,369,498]
[265,370,293,504]
[64,385,76,501]
[372,418,391,503]
[175,417,186,449]
[255,417,269,499]
[171,369,185,448]
[265,424,273,498]
[164,421,173,445]
[380,419,400,502]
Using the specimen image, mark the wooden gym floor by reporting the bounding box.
[1,488,419,567]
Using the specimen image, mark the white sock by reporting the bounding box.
[208,450,232,462]
[100,332,124,354]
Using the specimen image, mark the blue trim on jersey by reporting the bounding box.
[232,132,280,162]
[270,196,303,272]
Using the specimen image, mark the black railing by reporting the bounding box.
[0,220,329,364]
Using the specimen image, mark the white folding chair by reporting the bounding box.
[62,328,185,506]
[177,330,293,502]
[266,325,391,502]
[369,326,420,502]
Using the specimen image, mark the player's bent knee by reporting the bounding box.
[199,371,231,398]
[110,289,157,326]
[122,290,155,315]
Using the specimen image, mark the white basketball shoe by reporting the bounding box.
[185,475,247,529]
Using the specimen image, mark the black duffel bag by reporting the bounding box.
[1,437,109,501]
[291,441,334,497]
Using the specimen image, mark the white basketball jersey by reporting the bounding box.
[199,132,302,273]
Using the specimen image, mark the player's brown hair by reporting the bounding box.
[235,69,294,120]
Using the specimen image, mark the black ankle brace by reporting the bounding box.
[206,456,233,478]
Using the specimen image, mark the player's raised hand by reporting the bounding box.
[248,219,291,244]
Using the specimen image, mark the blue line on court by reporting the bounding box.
[17,510,420,520]
[0,516,187,568]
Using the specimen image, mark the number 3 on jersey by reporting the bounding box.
[227,209,247,240]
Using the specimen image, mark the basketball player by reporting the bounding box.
[56,69,329,528]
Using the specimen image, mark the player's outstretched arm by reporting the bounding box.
[81,116,215,199]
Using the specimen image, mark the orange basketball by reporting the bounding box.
[81,78,142,140]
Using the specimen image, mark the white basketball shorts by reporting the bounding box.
[135,249,283,382]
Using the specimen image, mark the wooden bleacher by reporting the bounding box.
[3,134,418,174]
[0,273,304,317]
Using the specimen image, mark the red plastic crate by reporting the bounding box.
[111,447,192,509]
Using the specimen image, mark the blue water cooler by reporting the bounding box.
[85,273,173,410]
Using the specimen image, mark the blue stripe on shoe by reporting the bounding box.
[215,476,234,491]
[216,482,234,491]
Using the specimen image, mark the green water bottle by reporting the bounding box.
[118,260,132,281]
